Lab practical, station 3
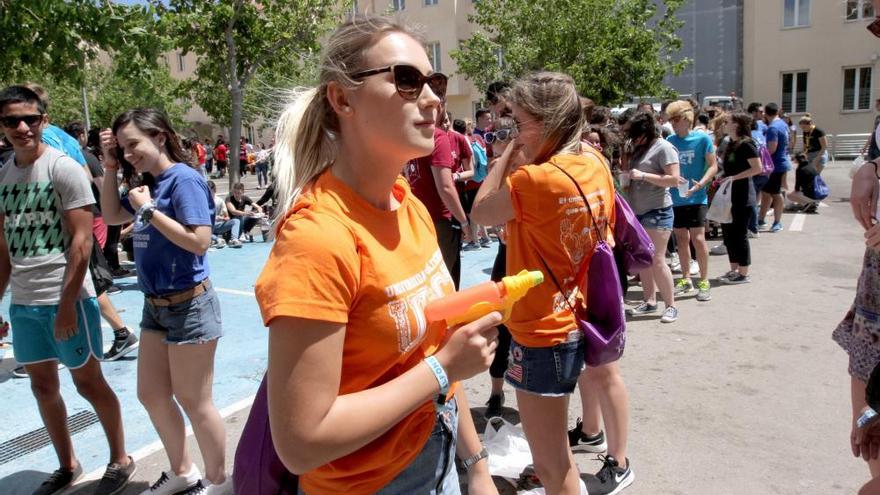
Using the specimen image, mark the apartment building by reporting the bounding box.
[743,0,878,136]
[665,0,744,100]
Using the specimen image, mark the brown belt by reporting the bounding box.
[147,279,211,307]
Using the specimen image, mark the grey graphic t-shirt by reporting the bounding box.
[0,146,96,305]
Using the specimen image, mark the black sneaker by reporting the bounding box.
[111,268,132,278]
[484,393,504,418]
[176,480,208,494]
[33,463,83,495]
[11,365,27,378]
[106,285,122,296]
[721,273,751,285]
[567,418,607,453]
[94,456,136,495]
[103,332,139,361]
[587,455,634,495]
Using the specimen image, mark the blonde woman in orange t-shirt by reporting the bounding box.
[254,16,501,495]
[472,72,631,495]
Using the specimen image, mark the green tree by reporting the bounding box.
[0,1,171,126]
[1,62,189,132]
[451,0,690,105]
[155,0,338,186]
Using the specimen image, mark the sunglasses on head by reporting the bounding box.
[351,64,448,101]
[484,128,516,144]
[1,114,43,129]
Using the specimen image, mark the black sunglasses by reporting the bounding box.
[484,128,516,144]
[1,114,43,129]
[351,64,448,101]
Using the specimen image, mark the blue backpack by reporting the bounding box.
[812,175,830,200]
[471,140,489,182]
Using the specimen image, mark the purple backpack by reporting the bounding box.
[233,374,298,495]
[611,193,654,275]
[758,144,774,176]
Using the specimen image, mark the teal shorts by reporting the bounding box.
[10,298,103,369]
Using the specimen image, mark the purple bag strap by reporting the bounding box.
[531,160,608,313]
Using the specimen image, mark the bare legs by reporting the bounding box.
[137,331,227,484]
[639,229,675,308]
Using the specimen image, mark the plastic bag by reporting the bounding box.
[852,155,867,179]
[484,417,533,479]
[706,180,733,224]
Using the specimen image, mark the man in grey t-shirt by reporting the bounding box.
[0,85,134,493]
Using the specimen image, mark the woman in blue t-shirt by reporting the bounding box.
[99,109,230,495]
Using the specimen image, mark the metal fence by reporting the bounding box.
[791,133,870,161]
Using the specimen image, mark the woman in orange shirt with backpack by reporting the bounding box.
[255,15,500,495]
[472,72,630,495]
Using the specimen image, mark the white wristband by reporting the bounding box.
[424,356,450,395]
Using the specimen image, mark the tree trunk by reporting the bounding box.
[229,86,243,189]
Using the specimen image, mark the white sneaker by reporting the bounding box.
[141,465,201,495]
[205,478,233,495]
[688,259,699,276]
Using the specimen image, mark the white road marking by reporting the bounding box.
[789,213,806,232]
[76,394,257,485]
[215,287,256,297]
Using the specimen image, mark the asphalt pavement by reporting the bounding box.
[0,163,872,494]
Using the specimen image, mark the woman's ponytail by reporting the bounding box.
[273,87,337,220]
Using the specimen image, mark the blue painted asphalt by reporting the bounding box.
[0,239,501,485]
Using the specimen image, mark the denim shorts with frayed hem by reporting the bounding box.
[141,286,223,344]
[505,336,585,396]
[637,206,674,231]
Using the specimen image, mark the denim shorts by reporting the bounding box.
[637,206,673,231]
[299,399,460,495]
[10,298,103,368]
[141,286,223,344]
[505,335,585,396]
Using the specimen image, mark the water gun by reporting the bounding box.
[425,270,544,327]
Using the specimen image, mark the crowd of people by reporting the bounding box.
[0,10,875,495]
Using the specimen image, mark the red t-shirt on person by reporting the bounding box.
[215,144,228,162]
[406,128,454,222]
[448,130,473,195]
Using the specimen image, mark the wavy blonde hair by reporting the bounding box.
[510,72,584,164]
[273,15,422,219]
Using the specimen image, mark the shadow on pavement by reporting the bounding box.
[0,470,55,495]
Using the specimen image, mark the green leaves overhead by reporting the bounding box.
[0,0,166,87]
[451,0,690,105]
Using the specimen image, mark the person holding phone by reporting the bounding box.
[100,109,229,495]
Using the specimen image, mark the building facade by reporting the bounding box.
[743,0,877,136]
[664,0,744,100]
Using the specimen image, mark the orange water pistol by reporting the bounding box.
[424,270,544,327]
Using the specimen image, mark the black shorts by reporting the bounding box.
[672,204,707,229]
[763,172,785,195]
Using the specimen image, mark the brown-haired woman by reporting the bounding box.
[99,108,229,494]
[718,112,763,285]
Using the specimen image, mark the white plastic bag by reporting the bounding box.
[483,417,533,479]
[852,155,867,179]
[706,180,733,224]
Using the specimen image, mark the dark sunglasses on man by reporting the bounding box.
[484,128,516,144]
[351,64,448,101]
[0,114,44,129]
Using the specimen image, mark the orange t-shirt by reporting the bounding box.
[255,170,456,495]
[505,152,616,347]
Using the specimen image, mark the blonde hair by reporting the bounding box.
[798,113,813,125]
[273,15,421,219]
[665,100,694,125]
[510,72,583,164]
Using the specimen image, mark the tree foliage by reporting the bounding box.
[154,0,338,185]
[0,62,189,131]
[451,0,690,105]
[0,0,166,87]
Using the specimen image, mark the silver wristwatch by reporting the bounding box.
[461,447,489,470]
